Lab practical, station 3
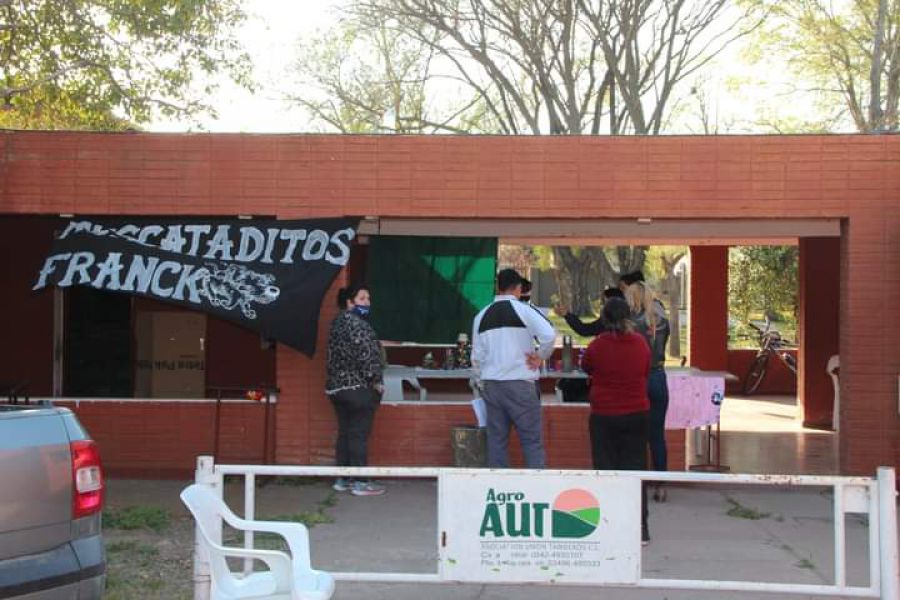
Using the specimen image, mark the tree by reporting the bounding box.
[290,17,481,133]
[744,0,900,132]
[532,245,646,316]
[728,245,798,326]
[296,0,751,311]
[0,0,252,129]
[344,0,752,135]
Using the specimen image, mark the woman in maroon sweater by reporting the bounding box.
[581,297,651,543]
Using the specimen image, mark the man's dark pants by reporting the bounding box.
[482,379,545,469]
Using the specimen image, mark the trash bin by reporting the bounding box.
[451,425,487,467]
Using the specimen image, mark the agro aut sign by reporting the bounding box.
[440,472,640,584]
[32,217,358,356]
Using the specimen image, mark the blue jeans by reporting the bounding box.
[647,368,669,471]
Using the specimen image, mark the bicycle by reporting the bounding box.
[742,318,797,395]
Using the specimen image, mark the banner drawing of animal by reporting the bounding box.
[198,263,280,319]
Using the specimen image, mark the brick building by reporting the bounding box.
[1,131,896,477]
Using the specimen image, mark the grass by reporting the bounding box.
[725,497,771,520]
[103,505,170,533]
[104,539,165,599]
[268,491,338,528]
[226,492,339,553]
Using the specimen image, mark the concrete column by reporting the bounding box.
[689,246,729,371]
[798,237,840,429]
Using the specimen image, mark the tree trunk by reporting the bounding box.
[870,0,887,130]
[663,272,682,358]
[659,252,686,359]
[554,247,595,316]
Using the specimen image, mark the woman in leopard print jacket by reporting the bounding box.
[325,284,387,496]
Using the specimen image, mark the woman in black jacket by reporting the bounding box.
[325,284,386,497]
[625,281,671,501]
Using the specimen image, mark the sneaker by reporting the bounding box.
[652,484,667,503]
[641,527,651,546]
[332,478,353,492]
[351,480,386,497]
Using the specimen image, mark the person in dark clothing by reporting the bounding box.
[625,280,671,502]
[519,278,533,303]
[554,287,624,337]
[325,284,386,497]
[618,270,645,291]
[581,297,651,544]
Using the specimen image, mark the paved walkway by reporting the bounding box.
[715,394,838,475]
[305,477,893,599]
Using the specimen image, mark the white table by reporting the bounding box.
[384,365,735,419]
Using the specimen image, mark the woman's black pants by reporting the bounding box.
[330,387,378,467]
[589,411,650,539]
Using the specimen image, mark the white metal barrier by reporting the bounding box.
[191,457,899,600]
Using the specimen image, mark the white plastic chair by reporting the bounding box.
[180,484,335,600]
[827,354,840,432]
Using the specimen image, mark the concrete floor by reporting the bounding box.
[713,394,839,476]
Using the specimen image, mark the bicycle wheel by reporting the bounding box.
[743,352,770,395]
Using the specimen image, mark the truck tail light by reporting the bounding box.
[71,440,104,519]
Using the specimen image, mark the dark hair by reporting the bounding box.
[619,270,645,286]
[602,297,632,334]
[497,268,525,292]
[337,283,368,309]
[602,287,625,300]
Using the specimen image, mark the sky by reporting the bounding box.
[149,0,841,135]
[152,0,341,133]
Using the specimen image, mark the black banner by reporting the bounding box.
[33,217,359,356]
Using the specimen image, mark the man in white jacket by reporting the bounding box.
[472,269,557,468]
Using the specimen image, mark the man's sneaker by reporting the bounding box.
[351,480,386,497]
[332,478,353,492]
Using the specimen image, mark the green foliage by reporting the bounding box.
[0,0,252,129]
[103,505,170,533]
[290,16,482,133]
[742,0,900,132]
[728,246,798,325]
[725,497,771,520]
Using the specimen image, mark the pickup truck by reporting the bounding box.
[0,403,105,599]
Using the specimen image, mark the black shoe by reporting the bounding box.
[652,484,667,503]
[641,527,651,546]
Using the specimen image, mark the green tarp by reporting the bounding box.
[368,236,498,343]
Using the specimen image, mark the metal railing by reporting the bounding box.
[191,457,899,600]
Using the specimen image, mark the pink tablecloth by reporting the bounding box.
[665,373,725,429]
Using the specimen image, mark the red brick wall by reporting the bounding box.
[799,237,840,429]
[57,400,271,478]
[3,133,898,475]
[726,349,799,395]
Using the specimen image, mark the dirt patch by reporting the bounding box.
[102,478,338,599]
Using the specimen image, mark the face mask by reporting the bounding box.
[351,305,370,318]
